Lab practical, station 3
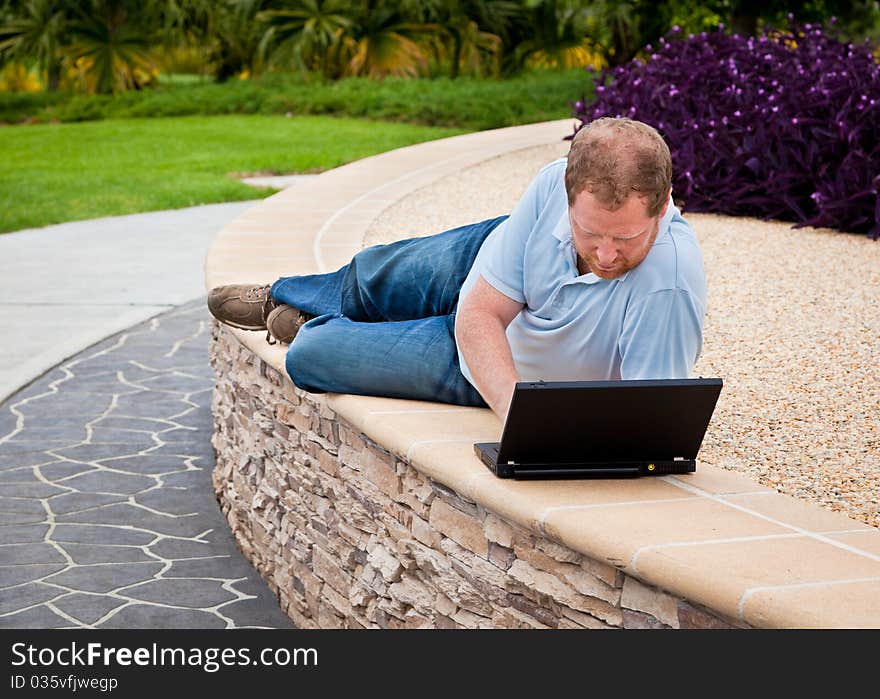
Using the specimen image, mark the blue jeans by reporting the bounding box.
[270,216,508,407]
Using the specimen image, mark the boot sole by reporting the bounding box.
[213,318,266,332]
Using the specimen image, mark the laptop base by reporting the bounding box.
[474,443,696,480]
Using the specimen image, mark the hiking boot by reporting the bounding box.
[207,283,278,331]
[265,304,315,344]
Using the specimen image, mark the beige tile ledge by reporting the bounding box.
[206,119,575,288]
[207,121,880,628]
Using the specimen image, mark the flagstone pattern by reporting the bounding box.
[206,121,880,628]
[0,301,293,629]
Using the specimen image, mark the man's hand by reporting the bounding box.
[455,275,524,422]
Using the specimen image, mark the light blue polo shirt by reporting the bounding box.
[455,157,707,386]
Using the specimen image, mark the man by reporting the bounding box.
[208,117,707,423]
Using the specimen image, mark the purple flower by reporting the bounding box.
[570,17,880,238]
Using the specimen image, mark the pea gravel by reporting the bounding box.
[364,142,880,529]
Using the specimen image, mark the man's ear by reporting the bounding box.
[657,188,671,218]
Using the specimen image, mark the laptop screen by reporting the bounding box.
[496,378,723,465]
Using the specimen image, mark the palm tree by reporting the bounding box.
[156,0,216,66]
[0,0,72,91]
[259,0,438,79]
[593,0,641,65]
[420,0,520,79]
[65,0,157,94]
[511,0,596,70]
[342,0,434,78]
[258,0,353,79]
[208,0,273,82]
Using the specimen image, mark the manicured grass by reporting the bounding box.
[0,69,593,130]
[0,114,465,233]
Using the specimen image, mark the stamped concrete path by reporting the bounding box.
[0,299,293,628]
[0,188,322,628]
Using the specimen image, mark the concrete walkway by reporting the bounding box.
[0,183,315,628]
[0,201,258,404]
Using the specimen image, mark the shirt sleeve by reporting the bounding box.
[478,163,557,304]
[619,288,704,379]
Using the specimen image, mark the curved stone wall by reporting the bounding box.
[210,326,739,629]
[207,121,880,629]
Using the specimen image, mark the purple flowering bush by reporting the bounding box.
[571,19,880,239]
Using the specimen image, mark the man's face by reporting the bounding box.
[568,190,668,280]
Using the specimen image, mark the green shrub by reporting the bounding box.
[0,91,66,122]
[0,69,593,130]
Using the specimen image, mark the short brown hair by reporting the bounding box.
[564,117,672,217]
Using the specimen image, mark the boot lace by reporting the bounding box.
[242,284,269,302]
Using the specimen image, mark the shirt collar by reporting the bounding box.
[552,194,678,284]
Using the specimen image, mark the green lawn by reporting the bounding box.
[0,114,465,233]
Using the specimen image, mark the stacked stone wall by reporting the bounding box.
[210,325,744,629]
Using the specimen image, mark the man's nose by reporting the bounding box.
[595,239,617,265]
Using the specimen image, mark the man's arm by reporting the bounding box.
[456,158,562,418]
[455,275,524,422]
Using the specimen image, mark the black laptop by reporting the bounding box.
[474,378,723,479]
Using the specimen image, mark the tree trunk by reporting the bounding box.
[730,0,761,36]
[46,60,61,92]
[730,12,758,36]
[450,32,461,79]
